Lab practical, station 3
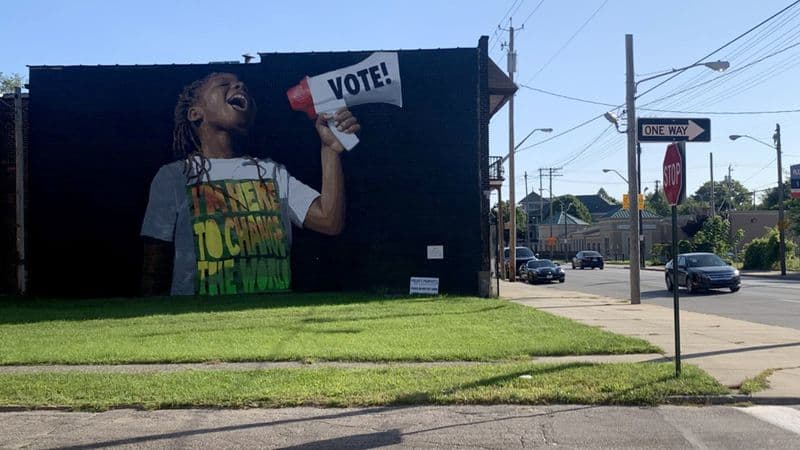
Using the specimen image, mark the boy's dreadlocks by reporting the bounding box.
[172,73,220,185]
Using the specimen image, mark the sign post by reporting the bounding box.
[663,142,684,376]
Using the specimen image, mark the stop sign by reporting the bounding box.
[663,143,683,205]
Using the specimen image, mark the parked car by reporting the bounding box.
[520,259,565,284]
[665,252,741,293]
[503,246,538,276]
[572,251,604,270]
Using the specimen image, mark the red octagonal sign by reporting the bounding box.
[663,143,683,206]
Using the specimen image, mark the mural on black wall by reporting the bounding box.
[141,53,403,296]
[27,44,490,298]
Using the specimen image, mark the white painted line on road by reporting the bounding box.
[737,406,800,436]
[776,299,800,304]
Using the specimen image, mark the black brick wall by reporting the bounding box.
[0,93,28,295]
[27,45,489,297]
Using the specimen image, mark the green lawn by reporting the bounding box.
[0,294,660,364]
[0,363,727,410]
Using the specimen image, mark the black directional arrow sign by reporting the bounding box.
[638,118,711,142]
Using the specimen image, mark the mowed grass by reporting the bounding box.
[0,363,727,411]
[0,294,660,364]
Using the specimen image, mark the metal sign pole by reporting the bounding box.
[671,204,681,376]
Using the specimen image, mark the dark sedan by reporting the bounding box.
[504,247,538,276]
[520,259,565,284]
[665,252,741,293]
[572,251,604,270]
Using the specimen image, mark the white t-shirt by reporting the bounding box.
[141,157,320,295]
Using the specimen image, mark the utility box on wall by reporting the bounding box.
[24,37,508,298]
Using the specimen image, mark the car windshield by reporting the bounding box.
[516,248,535,258]
[582,251,601,257]
[686,254,727,267]
[529,260,555,268]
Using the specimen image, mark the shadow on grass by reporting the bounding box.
[0,293,444,325]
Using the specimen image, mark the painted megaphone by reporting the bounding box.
[287,52,403,150]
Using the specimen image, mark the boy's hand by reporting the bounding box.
[315,108,360,153]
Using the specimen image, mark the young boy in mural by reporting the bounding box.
[141,72,359,296]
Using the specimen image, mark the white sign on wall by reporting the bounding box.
[427,245,444,260]
[410,277,439,295]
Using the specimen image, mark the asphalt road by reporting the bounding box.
[518,264,800,330]
[2,405,799,449]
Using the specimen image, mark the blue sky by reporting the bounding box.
[3,0,799,204]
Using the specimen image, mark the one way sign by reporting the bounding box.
[638,118,711,142]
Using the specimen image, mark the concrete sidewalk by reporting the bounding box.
[501,280,800,401]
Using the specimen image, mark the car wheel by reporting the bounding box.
[666,276,673,292]
[599,265,604,270]
[571,262,575,269]
[730,286,740,292]
[558,279,565,283]
[687,276,697,294]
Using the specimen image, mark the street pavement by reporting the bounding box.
[502,278,800,400]
[2,405,800,449]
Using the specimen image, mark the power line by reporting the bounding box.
[515,113,606,153]
[519,0,546,27]
[636,0,800,101]
[640,40,800,107]
[524,0,609,83]
[489,0,523,53]
[520,83,800,115]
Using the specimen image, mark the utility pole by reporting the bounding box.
[501,19,522,281]
[539,168,545,228]
[728,164,734,211]
[709,152,715,217]
[775,123,787,276]
[624,34,641,304]
[524,171,530,250]
[545,167,562,258]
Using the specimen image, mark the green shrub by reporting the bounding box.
[742,227,797,270]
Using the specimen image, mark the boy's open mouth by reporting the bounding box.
[227,93,248,111]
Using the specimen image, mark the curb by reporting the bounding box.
[665,395,800,406]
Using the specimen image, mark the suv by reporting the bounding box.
[503,247,538,276]
[572,251,604,270]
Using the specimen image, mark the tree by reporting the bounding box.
[691,177,752,212]
[676,197,707,216]
[597,187,619,205]
[492,201,527,234]
[551,195,592,224]
[0,72,24,94]
[788,198,800,238]
[760,180,790,210]
[691,215,743,257]
[645,190,670,217]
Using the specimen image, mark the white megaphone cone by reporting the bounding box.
[287,52,403,150]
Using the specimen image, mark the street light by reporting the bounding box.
[621,34,729,303]
[729,127,787,276]
[505,127,553,282]
[499,128,553,164]
[602,168,628,183]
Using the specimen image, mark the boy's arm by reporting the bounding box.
[303,109,359,236]
[141,236,174,296]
